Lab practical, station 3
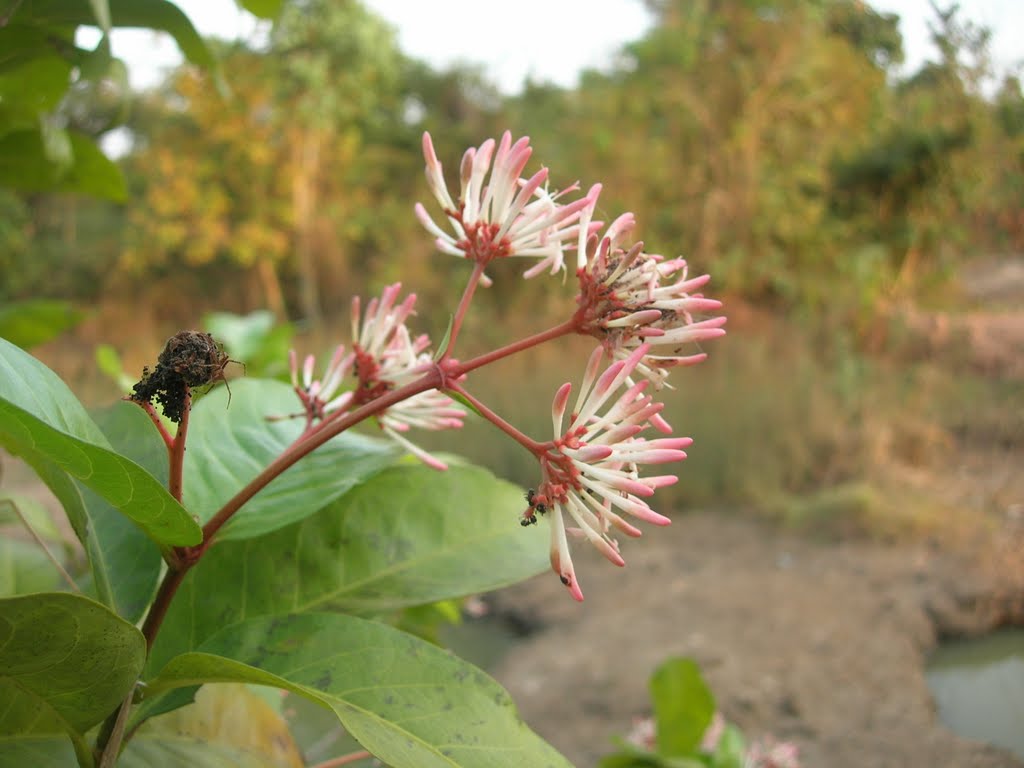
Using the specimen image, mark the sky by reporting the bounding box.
[83,0,1023,94]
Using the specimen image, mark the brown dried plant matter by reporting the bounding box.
[130,331,234,423]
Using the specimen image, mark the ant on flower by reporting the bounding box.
[520,488,549,526]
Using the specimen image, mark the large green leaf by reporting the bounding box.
[149,463,548,673]
[0,55,72,133]
[182,379,399,540]
[0,593,145,759]
[237,0,284,20]
[19,0,218,76]
[202,311,293,379]
[83,400,168,622]
[0,735,76,766]
[0,337,201,548]
[148,613,572,768]
[0,127,126,200]
[10,402,165,622]
[61,130,126,201]
[0,129,65,191]
[650,658,715,758]
[0,27,67,76]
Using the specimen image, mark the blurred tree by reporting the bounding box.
[122,43,293,318]
[121,1,508,331]
[269,0,405,326]
[830,2,1018,291]
[528,0,893,307]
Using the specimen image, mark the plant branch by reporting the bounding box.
[2,499,79,593]
[456,317,578,375]
[447,382,545,454]
[132,398,174,448]
[441,261,487,357]
[167,391,191,503]
[96,691,134,768]
[197,366,447,550]
[140,564,189,650]
[310,750,373,768]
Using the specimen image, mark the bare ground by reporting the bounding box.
[488,511,1024,768]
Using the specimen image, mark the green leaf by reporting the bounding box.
[0,735,76,766]
[182,379,399,540]
[433,314,454,361]
[0,538,64,597]
[148,462,549,673]
[650,658,716,758]
[599,741,706,768]
[121,684,303,767]
[0,337,201,548]
[0,492,64,543]
[148,612,572,768]
[0,27,68,77]
[0,127,124,200]
[0,55,73,133]
[598,752,701,768]
[0,129,65,191]
[0,300,84,350]
[95,344,135,392]
[237,0,284,20]
[0,593,145,753]
[23,0,219,77]
[202,310,277,361]
[202,310,293,378]
[83,400,168,621]
[60,130,126,201]
[708,725,745,768]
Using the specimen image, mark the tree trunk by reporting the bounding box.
[256,257,287,321]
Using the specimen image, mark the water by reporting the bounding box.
[926,628,1024,759]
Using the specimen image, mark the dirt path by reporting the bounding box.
[488,512,1024,768]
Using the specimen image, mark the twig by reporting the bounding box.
[1,499,80,593]
[310,750,373,768]
[96,690,134,768]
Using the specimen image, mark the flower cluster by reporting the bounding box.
[574,202,727,389]
[524,344,690,600]
[413,131,726,599]
[286,283,464,470]
[414,131,600,278]
[272,131,730,601]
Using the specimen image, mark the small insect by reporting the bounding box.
[520,488,548,526]
[525,488,548,516]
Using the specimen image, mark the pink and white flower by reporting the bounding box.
[350,284,465,469]
[526,344,691,600]
[575,204,727,388]
[414,131,601,277]
[288,343,354,424]
[284,283,464,469]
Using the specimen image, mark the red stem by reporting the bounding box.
[310,751,373,768]
[448,382,545,454]
[441,261,486,358]
[168,393,191,503]
[197,367,446,551]
[457,316,577,375]
[134,399,174,448]
[141,566,188,649]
